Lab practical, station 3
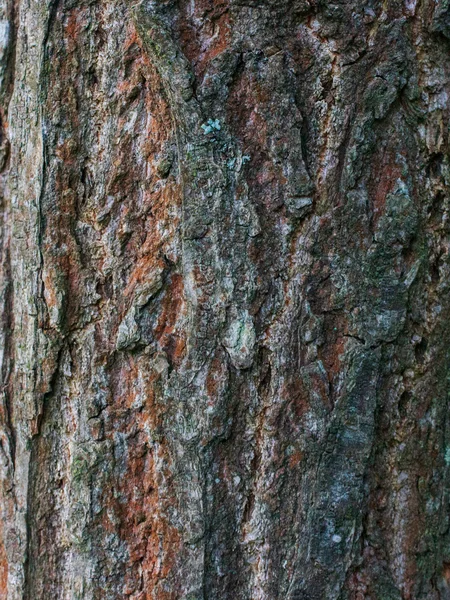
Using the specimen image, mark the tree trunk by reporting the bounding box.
[1,0,450,598]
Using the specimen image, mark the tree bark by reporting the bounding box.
[0,0,450,598]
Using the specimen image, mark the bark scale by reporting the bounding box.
[0,0,450,598]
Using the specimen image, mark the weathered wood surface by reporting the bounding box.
[0,0,450,598]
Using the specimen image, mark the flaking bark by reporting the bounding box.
[1,0,450,598]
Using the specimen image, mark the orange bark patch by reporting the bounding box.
[320,334,346,382]
[63,9,82,52]
[102,357,184,599]
[318,313,349,394]
[370,150,403,229]
[227,68,269,152]
[288,449,304,468]
[206,354,225,398]
[176,0,231,81]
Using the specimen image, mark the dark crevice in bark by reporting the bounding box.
[0,245,15,467]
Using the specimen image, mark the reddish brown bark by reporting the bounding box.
[1,0,450,599]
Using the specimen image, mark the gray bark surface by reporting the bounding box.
[0,0,450,598]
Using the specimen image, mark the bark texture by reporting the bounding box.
[1,0,450,598]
